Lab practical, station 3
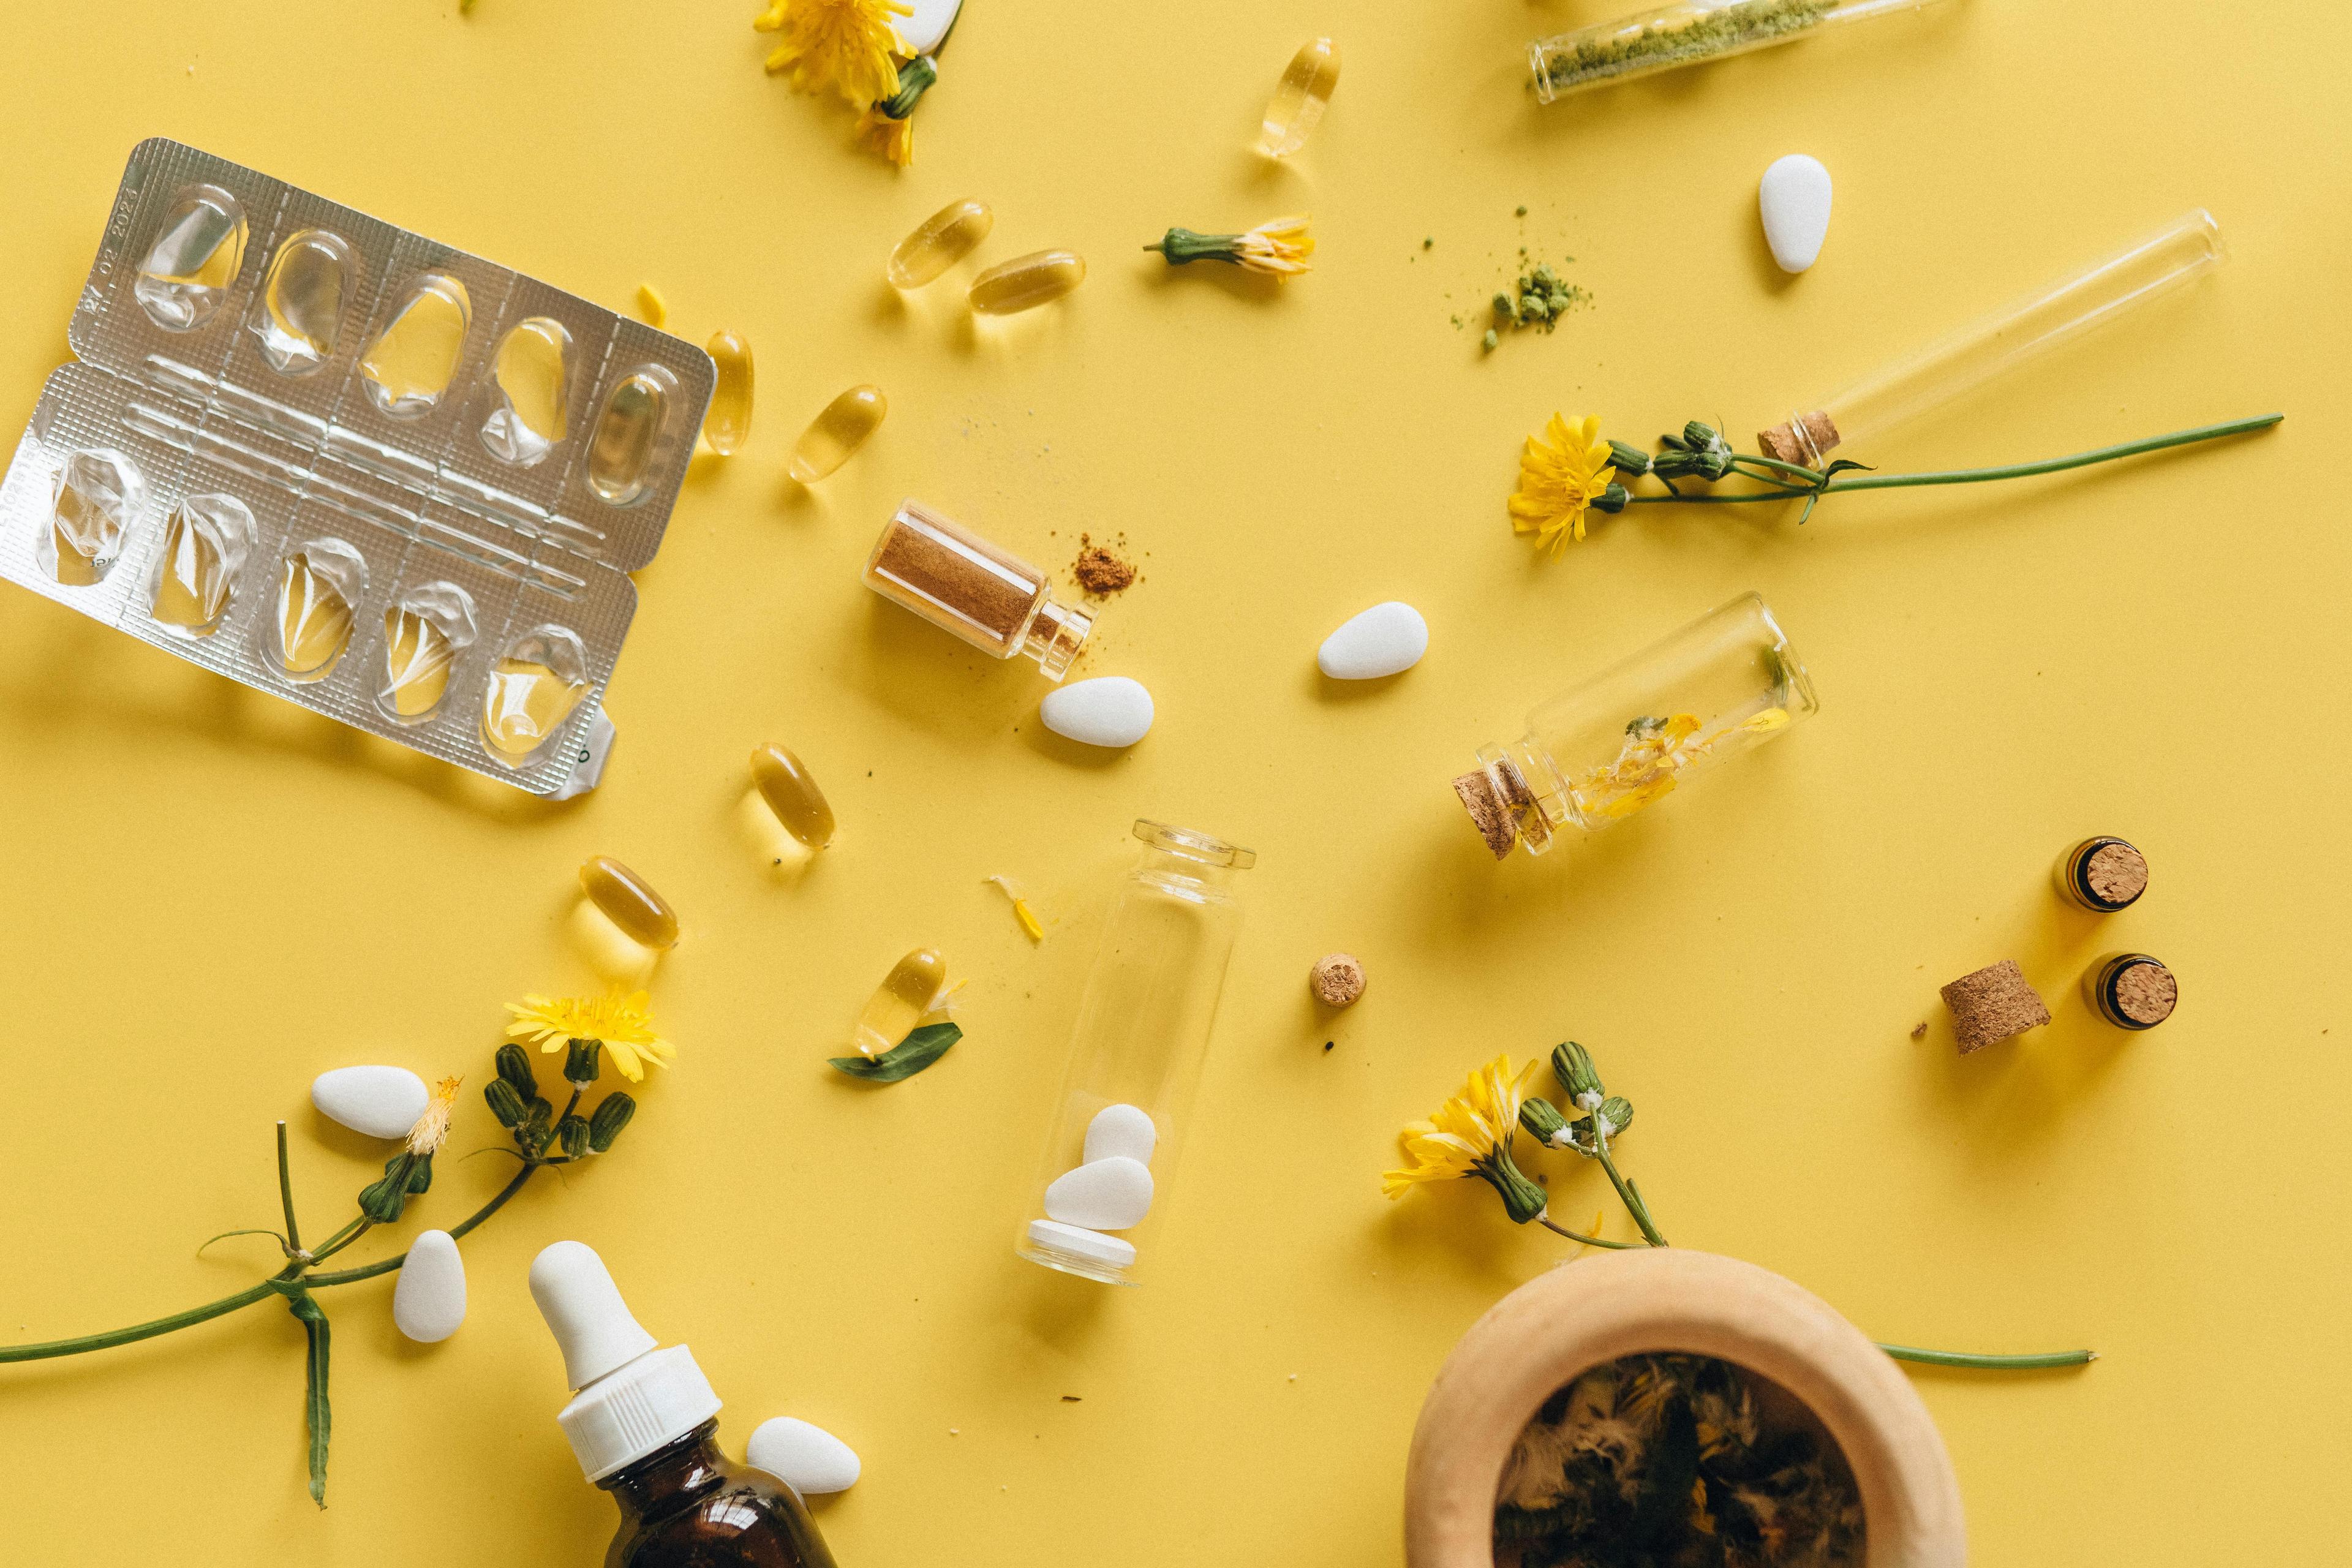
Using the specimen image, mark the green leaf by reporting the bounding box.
[287,1291,331,1508]
[829,1022,962,1084]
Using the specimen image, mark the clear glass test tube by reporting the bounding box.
[1017,821,1256,1286]
[862,500,1093,679]
[1758,209,2226,465]
[1531,0,1950,105]
[1453,594,1817,860]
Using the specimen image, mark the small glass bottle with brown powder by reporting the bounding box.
[863,500,1093,679]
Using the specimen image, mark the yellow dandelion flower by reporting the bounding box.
[507,990,676,1082]
[853,106,915,167]
[755,0,909,108]
[1382,1054,1548,1223]
[1509,413,1616,556]
[1234,216,1314,277]
[407,1076,462,1156]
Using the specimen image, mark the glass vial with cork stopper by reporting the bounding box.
[1018,821,1256,1286]
[863,500,1093,679]
[1758,210,2226,465]
[1452,594,1817,860]
[2055,835,2148,913]
[1530,0,1950,105]
[2083,952,2177,1031]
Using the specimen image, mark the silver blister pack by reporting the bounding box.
[0,138,714,796]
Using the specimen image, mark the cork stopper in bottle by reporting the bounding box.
[2110,959,2177,1027]
[1756,409,1841,467]
[1940,959,2051,1054]
[2082,842,2149,908]
[1452,770,1518,860]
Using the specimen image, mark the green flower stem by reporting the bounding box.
[1537,1214,1642,1249]
[301,1163,537,1288]
[276,1122,301,1255]
[1876,1343,2096,1370]
[0,1280,283,1363]
[1144,228,1243,266]
[1629,414,2282,507]
[1596,1149,1667,1246]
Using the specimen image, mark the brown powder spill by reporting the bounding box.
[1072,533,1136,597]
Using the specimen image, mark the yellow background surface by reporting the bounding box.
[0,1,2343,1561]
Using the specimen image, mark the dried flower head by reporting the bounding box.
[406,1076,462,1157]
[754,0,909,107]
[1145,217,1316,279]
[506,990,675,1082]
[853,105,914,167]
[1509,413,1618,555]
[1383,1054,1548,1223]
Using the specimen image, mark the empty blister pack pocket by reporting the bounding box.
[0,138,715,796]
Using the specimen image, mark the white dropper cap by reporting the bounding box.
[530,1241,721,1483]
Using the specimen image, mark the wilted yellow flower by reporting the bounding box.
[1234,216,1314,277]
[507,990,676,1082]
[407,1076,462,1156]
[754,0,908,107]
[1383,1054,1548,1223]
[1509,413,1616,556]
[853,106,914,167]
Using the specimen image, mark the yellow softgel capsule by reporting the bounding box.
[968,250,1086,316]
[888,199,995,288]
[750,743,836,850]
[701,330,754,455]
[587,371,670,506]
[580,855,679,950]
[788,385,887,484]
[360,273,472,416]
[853,947,948,1058]
[1257,37,1341,158]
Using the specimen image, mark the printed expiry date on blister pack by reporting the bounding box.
[0,139,716,796]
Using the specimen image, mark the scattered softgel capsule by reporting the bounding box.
[701,330,754,454]
[249,228,353,375]
[587,369,673,506]
[888,198,994,288]
[1257,38,1341,158]
[581,855,680,950]
[149,493,253,636]
[480,315,572,466]
[853,947,947,1057]
[275,543,364,681]
[134,184,247,330]
[481,628,590,764]
[750,743,835,850]
[789,385,887,483]
[361,272,472,417]
[968,250,1086,315]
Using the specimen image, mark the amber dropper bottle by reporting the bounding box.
[530,1242,837,1568]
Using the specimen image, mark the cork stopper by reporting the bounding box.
[2109,959,2178,1028]
[1756,409,1841,467]
[1452,771,1518,860]
[1940,959,2051,1054]
[2082,842,2149,908]
[1309,953,1367,1008]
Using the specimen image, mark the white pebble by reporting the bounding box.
[1082,1103,1157,1167]
[1040,676,1153,748]
[392,1229,467,1343]
[310,1065,429,1140]
[747,1417,861,1496]
[1317,601,1427,680]
[896,0,961,53]
[1027,1218,1137,1270]
[1758,154,1833,274]
[1044,1155,1154,1230]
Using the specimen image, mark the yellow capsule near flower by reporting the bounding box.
[853,947,949,1058]
[969,250,1087,316]
[889,199,995,288]
[1257,38,1342,159]
[750,742,835,850]
[580,855,680,950]
[788,385,887,484]
[701,330,754,455]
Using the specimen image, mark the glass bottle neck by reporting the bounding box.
[1020,595,1092,678]
[600,1422,726,1523]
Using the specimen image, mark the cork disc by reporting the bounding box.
[2084,842,2149,907]
[2113,960,2178,1027]
[1310,952,1367,1008]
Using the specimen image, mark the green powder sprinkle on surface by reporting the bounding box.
[1479,262,1589,351]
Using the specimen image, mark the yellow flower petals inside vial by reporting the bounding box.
[1257,37,1341,158]
[888,198,995,288]
[701,330,754,455]
[853,947,948,1058]
[789,385,887,483]
[750,742,835,850]
[580,855,679,951]
[968,250,1087,316]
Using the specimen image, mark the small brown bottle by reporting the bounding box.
[531,1242,839,1568]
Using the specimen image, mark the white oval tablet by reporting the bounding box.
[1317,601,1427,679]
[1083,1102,1157,1167]
[1759,154,1833,274]
[747,1416,862,1496]
[392,1229,467,1343]
[310,1065,430,1140]
[1027,1218,1137,1270]
[1044,1155,1155,1229]
[1040,676,1153,748]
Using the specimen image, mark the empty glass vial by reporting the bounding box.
[1759,209,2226,464]
[247,228,355,375]
[41,449,145,587]
[134,184,248,330]
[968,250,1086,315]
[2083,952,2177,1031]
[587,366,678,507]
[1531,0,1951,105]
[1452,592,1818,860]
[700,331,753,455]
[862,500,1093,679]
[1018,821,1256,1286]
[1257,37,1341,157]
[749,743,835,850]
[360,272,473,417]
[888,198,994,288]
[148,493,254,637]
[788,385,886,483]
[273,540,367,682]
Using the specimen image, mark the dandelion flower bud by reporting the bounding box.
[557,1114,590,1159]
[484,1079,527,1129]
[1551,1041,1605,1111]
[495,1042,538,1099]
[1518,1096,1570,1146]
[589,1091,637,1153]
